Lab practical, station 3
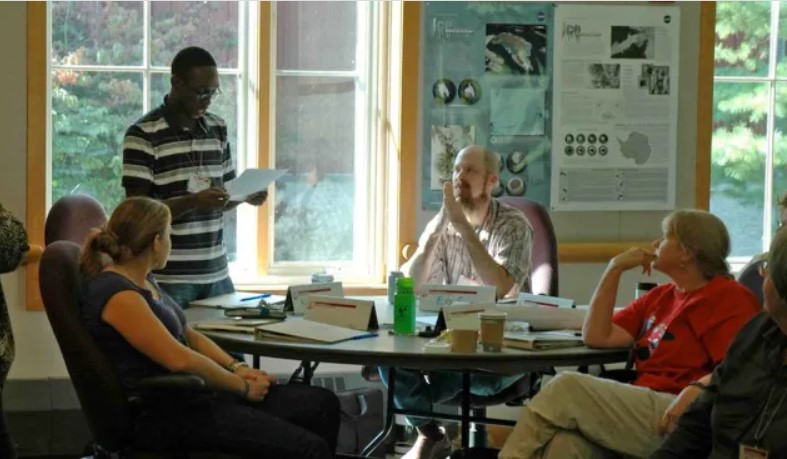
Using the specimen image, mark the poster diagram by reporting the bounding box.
[550,5,679,211]
[421,2,554,210]
[430,125,476,190]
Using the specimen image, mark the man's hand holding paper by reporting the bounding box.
[225,168,286,202]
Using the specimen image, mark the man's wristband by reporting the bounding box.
[242,379,250,398]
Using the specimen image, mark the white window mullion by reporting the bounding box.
[142,0,151,114]
[763,1,780,251]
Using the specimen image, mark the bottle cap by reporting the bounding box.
[396,277,414,294]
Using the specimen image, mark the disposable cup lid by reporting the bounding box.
[479,312,507,320]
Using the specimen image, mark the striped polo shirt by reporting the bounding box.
[122,100,235,285]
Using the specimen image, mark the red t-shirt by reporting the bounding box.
[612,276,760,394]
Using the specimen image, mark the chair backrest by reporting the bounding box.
[737,257,765,306]
[38,241,133,451]
[45,194,108,246]
[497,197,559,296]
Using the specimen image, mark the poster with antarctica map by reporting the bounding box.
[422,2,554,211]
[550,4,680,211]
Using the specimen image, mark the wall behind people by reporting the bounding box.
[416,1,700,306]
[1,1,700,384]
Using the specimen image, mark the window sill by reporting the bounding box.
[232,281,387,296]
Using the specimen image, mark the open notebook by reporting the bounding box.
[504,330,584,350]
[194,318,281,334]
[255,320,377,344]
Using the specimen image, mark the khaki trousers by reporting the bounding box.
[498,372,676,459]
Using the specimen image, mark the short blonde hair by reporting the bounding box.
[663,209,731,279]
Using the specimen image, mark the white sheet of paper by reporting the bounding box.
[225,168,286,201]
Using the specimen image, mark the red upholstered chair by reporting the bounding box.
[497,197,559,296]
[44,194,108,246]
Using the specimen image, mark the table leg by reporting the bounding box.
[361,367,396,457]
[303,360,313,384]
[252,354,260,370]
[461,372,470,450]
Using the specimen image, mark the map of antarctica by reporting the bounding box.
[617,131,651,165]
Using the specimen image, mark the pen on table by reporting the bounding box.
[241,294,272,302]
[349,333,378,341]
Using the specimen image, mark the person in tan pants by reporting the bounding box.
[499,210,761,458]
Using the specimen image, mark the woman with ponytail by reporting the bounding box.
[500,210,761,459]
[79,197,339,458]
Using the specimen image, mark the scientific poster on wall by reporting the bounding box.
[422,2,554,211]
[550,5,680,211]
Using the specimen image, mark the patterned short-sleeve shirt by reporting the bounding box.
[425,200,533,296]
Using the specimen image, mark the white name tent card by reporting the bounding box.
[434,303,497,332]
[286,282,344,315]
[419,285,497,312]
[516,292,575,309]
[225,168,286,201]
[496,304,586,331]
[305,295,379,331]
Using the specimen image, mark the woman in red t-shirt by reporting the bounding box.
[499,210,760,459]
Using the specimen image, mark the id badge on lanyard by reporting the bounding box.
[187,175,212,193]
[739,444,769,459]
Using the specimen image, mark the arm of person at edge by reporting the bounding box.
[656,372,712,437]
[582,247,656,349]
[650,373,717,458]
[440,181,515,297]
[101,289,274,402]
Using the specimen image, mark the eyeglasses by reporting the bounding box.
[185,83,221,101]
[758,260,769,277]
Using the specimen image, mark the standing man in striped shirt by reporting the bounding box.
[122,47,267,309]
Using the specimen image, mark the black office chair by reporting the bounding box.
[737,255,766,306]
[38,241,239,459]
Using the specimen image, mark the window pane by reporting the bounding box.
[51,71,143,212]
[710,82,768,257]
[149,73,239,151]
[772,83,787,230]
[150,2,239,68]
[715,1,771,78]
[51,1,143,66]
[276,2,357,71]
[273,76,357,262]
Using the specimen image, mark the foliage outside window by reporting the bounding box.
[711,1,787,259]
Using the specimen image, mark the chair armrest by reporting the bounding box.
[136,373,207,391]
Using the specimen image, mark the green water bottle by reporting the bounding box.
[393,277,416,335]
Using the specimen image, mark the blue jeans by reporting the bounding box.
[159,277,235,310]
[378,367,525,427]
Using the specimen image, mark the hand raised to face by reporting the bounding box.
[442,182,469,230]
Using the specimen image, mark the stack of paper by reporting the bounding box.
[504,330,584,350]
[194,318,281,334]
[190,292,287,309]
[255,320,377,344]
